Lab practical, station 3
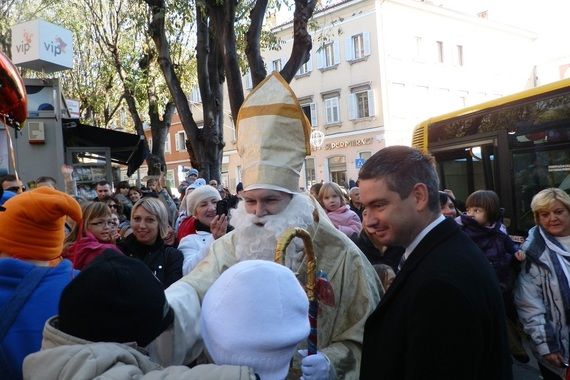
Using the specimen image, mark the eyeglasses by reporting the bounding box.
[5,186,23,192]
[89,220,118,228]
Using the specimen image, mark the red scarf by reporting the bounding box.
[177,216,197,242]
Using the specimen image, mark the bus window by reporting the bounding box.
[513,148,570,232]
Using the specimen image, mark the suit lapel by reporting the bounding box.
[369,218,459,319]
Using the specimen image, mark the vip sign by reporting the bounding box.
[11,19,73,73]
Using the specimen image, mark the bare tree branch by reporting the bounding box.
[280,0,317,83]
[246,0,269,87]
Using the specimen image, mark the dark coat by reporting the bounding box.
[456,214,519,288]
[360,218,512,380]
[351,230,404,271]
[118,235,183,288]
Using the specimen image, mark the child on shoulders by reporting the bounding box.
[319,182,362,238]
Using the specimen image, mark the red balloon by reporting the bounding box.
[0,50,27,125]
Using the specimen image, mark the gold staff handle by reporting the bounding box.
[274,227,316,301]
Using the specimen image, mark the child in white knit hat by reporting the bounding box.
[200,260,310,380]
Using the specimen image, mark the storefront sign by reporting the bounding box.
[325,137,373,150]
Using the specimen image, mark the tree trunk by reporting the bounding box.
[146,0,203,172]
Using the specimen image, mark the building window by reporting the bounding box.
[298,58,312,76]
[349,86,375,120]
[164,136,171,154]
[328,155,347,188]
[166,169,175,190]
[176,131,187,151]
[301,102,318,127]
[359,151,372,160]
[347,32,370,61]
[323,94,340,124]
[190,86,201,103]
[244,71,252,90]
[456,45,464,66]
[391,82,406,117]
[414,36,425,61]
[324,43,335,67]
[272,59,282,72]
[305,157,316,188]
[317,41,339,70]
[436,41,444,63]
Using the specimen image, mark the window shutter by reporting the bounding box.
[346,37,353,61]
[333,41,340,65]
[363,32,371,56]
[349,93,357,120]
[367,90,375,117]
[310,103,318,127]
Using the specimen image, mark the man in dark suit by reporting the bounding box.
[358,146,512,380]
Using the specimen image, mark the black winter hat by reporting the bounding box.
[58,250,174,347]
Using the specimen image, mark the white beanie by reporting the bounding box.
[186,185,221,216]
[201,260,310,380]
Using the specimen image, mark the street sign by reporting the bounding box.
[355,158,365,169]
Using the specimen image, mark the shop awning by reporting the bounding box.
[62,120,148,176]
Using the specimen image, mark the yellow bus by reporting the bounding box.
[412,78,570,236]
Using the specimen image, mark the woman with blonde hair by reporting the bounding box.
[118,197,183,288]
[515,188,570,379]
[64,201,122,270]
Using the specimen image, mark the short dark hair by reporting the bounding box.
[0,174,18,186]
[116,181,130,190]
[95,180,110,188]
[101,195,124,215]
[438,191,451,206]
[36,176,57,186]
[128,186,142,195]
[359,146,440,213]
[465,190,501,223]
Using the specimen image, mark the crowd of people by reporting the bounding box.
[1,71,570,380]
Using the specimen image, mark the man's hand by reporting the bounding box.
[543,352,567,368]
[299,350,331,380]
[210,214,228,240]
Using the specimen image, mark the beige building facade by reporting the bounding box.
[134,0,538,194]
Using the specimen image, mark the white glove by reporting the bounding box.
[298,350,331,380]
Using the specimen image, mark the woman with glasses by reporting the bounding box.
[102,195,131,238]
[118,197,183,288]
[63,202,122,270]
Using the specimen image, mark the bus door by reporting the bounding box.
[431,142,496,209]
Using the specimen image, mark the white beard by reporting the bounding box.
[230,194,315,271]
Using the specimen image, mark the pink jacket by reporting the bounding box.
[326,205,362,238]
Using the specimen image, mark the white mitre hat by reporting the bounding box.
[237,71,312,194]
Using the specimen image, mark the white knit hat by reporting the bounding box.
[201,260,310,380]
[186,185,221,216]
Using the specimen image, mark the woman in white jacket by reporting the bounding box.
[515,188,570,380]
[178,185,230,275]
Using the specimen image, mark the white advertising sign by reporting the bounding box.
[11,19,73,72]
[65,99,80,118]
